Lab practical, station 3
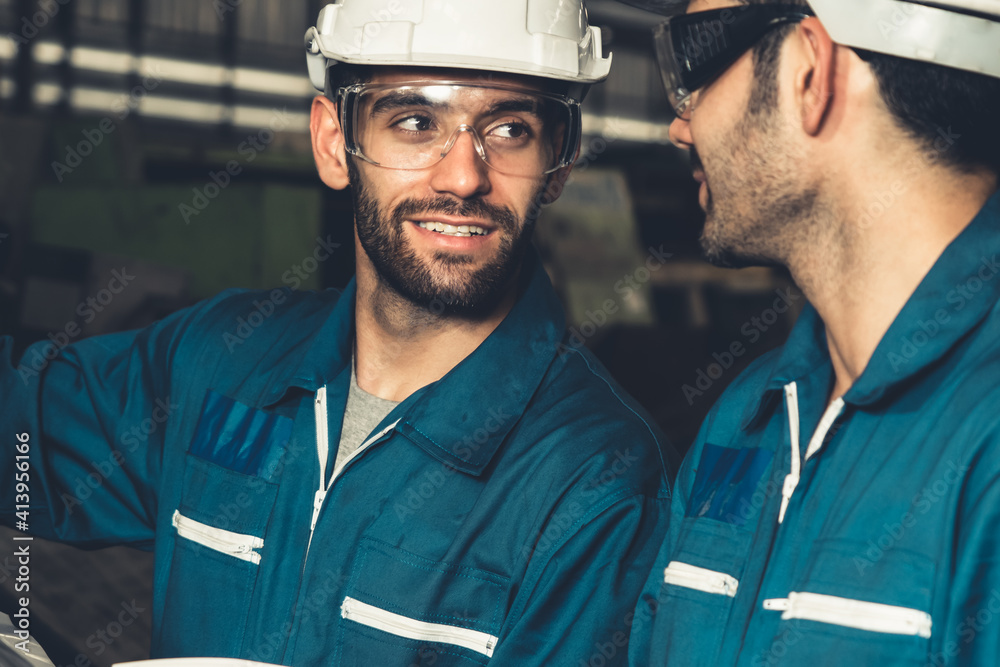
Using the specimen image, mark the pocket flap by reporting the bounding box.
[346,538,510,638]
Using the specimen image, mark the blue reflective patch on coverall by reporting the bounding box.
[1,251,673,665]
[630,191,1000,666]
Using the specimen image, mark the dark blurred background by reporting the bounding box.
[0,1,801,664]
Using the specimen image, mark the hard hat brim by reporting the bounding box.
[614,0,687,16]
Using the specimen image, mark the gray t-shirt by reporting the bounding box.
[335,362,399,471]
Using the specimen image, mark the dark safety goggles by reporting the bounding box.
[653,4,814,118]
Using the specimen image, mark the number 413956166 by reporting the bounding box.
[15,432,30,526]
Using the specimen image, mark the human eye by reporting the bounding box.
[392,112,434,134]
[487,119,535,143]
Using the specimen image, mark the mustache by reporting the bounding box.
[690,148,704,174]
[392,196,518,231]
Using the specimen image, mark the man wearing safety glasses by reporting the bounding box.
[0,0,676,664]
[621,0,1000,665]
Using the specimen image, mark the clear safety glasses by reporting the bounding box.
[653,4,814,119]
[335,81,582,177]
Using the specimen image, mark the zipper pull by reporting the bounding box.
[778,474,799,523]
[311,489,326,532]
[763,598,790,611]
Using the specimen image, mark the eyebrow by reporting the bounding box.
[486,98,542,117]
[369,91,543,118]
[370,91,444,116]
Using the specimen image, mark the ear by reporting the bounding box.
[541,163,574,206]
[310,95,352,190]
[793,17,836,136]
[538,135,581,206]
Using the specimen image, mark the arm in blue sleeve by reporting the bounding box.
[490,492,670,666]
[1,298,213,548]
[940,429,1000,666]
[628,413,711,666]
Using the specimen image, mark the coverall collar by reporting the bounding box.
[743,189,1000,429]
[264,247,566,475]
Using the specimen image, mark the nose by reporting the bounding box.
[668,115,693,149]
[429,127,491,200]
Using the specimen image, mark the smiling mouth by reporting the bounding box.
[417,222,491,238]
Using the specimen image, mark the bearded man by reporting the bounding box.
[0,1,674,664]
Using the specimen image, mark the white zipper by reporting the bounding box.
[763,592,932,639]
[341,596,498,658]
[779,383,802,524]
[172,510,264,565]
[779,383,845,523]
[305,385,399,557]
[663,561,739,597]
[805,397,845,461]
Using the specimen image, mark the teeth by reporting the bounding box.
[418,222,489,238]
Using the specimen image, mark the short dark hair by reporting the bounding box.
[324,62,371,99]
[743,0,1000,175]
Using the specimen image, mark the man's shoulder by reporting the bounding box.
[178,286,344,350]
[540,343,662,437]
[681,346,785,461]
[712,346,784,411]
[513,342,675,494]
[151,286,346,400]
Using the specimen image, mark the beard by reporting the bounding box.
[696,95,818,270]
[349,163,542,316]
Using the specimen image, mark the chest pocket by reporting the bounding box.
[159,453,278,657]
[759,539,935,666]
[334,537,510,666]
[650,517,754,666]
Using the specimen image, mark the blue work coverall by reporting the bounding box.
[630,191,1000,666]
[1,250,673,665]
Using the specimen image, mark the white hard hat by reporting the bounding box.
[305,0,613,93]
[808,0,1000,79]
[619,0,1000,80]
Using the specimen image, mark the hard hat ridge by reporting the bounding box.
[807,0,1000,80]
[305,0,613,93]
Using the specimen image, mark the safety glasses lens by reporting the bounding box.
[344,83,579,176]
[653,5,814,117]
